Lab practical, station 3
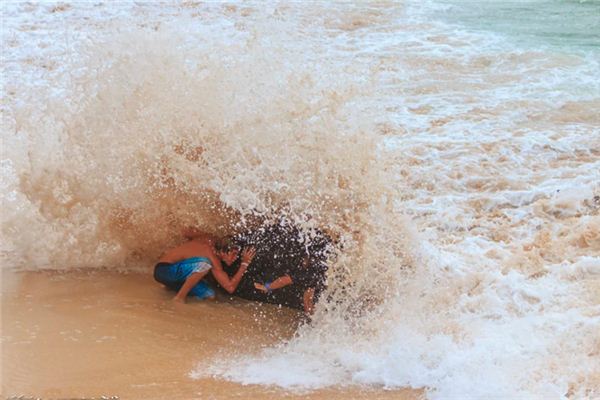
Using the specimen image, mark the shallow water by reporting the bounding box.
[1,269,419,399]
[2,1,599,399]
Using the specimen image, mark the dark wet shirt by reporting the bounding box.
[219,222,329,309]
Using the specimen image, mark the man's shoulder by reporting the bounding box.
[185,239,215,258]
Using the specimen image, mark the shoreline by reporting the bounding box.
[1,268,421,399]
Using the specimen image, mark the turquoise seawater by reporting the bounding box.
[437,0,600,50]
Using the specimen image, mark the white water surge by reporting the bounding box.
[2,2,599,399]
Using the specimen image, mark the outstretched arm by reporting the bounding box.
[254,275,293,293]
[254,279,317,314]
[211,247,256,294]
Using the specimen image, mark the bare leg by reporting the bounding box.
[173,271,209,303]
[303,288,315,315]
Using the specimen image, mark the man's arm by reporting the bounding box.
[211,262,247,294]
[254,275,293,293]
[211,247,256,294]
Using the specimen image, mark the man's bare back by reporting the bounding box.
[158,238,218,266]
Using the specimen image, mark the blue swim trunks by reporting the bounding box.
[153,257,215,299]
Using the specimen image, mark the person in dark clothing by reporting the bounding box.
[223,221,331,314]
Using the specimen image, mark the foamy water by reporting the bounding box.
[2,1,599,399]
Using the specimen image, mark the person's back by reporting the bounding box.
[159,239,216,265]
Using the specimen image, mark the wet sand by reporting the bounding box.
[1,269,422,399]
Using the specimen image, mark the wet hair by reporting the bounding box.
[214,235,240,253]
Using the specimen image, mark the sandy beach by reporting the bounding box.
[1,269,421,399]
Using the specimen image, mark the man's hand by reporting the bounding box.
[241,247,256,265]
[254,282,267,293]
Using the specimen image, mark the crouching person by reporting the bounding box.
[233,222,331,315]
[253,248,329,315]
[154,234,255,303]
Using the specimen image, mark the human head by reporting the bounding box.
[215,235,241,266]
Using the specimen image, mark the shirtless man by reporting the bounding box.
[154,233,256,303]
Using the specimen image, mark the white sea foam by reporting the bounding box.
[2,1,599,398]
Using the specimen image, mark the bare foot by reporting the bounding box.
[172,296,186,304]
